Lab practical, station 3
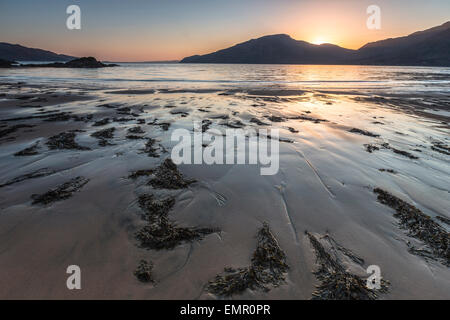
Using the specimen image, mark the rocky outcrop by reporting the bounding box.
[0,59,16,68]
[20,57,118,68]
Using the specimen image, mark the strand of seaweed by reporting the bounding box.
[207,223,289,297]
[374,188,449,266]
[306,231,389,300]
[128,158,219,283]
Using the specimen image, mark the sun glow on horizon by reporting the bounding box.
[1,0,449,61]
[311,37,329,45]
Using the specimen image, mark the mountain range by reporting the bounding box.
[1,21,449,66]
[0,43,75,62]
[180,21,450,66]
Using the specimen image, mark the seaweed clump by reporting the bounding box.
[135,193,216,250]
[128,126,145,134]
[306,232,388,300]
[148,158,195,189]
[374,188,449,266]
[250,117,269,126]
[381,143,419,159]
[91,127,115,146]
[14,141,40,156]
[378,168,397,174]
[266,115,285,122]
[201,119,212,132]
[136,219,216,250]
[134,260,154,283]
[364,144,379,153]
[224,120,245,128]
[31,176,89,205]
[0,124,35,139]
[431,141,450,156]
[140,138,159,157]
[92,118,110,126]
[126,134,146,140]
[289,115,327,123]
[158,123,171,131]
[128,169,154,179]
[148,120,170,131]
[207,223,289,297]
[436,216,450,226]
[46,131,90,150]
[0,168,55,188]
[349,128,380,137]
[137,194,175,221]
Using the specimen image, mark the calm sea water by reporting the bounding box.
[1,63,450,94]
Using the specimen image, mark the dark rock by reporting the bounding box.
[0,59,16,68]
[20,57,118,68]
[63,57,118,68]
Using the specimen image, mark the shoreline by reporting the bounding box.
[0,76,448,299]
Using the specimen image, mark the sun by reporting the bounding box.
[311,37,328,45]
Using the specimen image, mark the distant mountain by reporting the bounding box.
[181,21,450,66]
[181,34,356,64]
[355,21,450,66]
[0,43,75,62]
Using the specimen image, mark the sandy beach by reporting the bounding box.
[0,64,449,299]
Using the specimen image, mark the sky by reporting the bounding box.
[0,0,449,62]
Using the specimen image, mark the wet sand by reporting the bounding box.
[0,80,449,299]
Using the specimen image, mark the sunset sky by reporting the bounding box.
[1,0,449,61]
